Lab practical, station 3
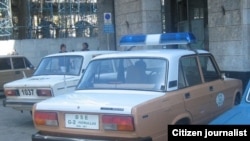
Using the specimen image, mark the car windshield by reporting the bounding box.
[76,57,167,91]
[33,55,83,76]
[246,87,250,103]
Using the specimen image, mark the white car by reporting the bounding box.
[3,50,116,112]
[32,33,242,141]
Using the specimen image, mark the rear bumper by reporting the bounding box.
[3,98,42,111]
[32,132,152,141]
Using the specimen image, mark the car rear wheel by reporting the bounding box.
[234,93,241,105]
[175,118,190,125]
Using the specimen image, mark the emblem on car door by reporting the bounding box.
[216,93,224,107]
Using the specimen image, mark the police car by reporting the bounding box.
[31,33,242,141]
[3,50,116,112]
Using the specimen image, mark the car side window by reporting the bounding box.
[0,58,11,70]
[12,57,26,69]
[23,57,34,68]
[179,56,202,87]
[178,64,187,88]
[199,55,220,82]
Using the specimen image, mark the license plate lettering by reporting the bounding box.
[65,114,99,129]
[67,119,76,125]
[21,89,34,96]
[78,121,97,126]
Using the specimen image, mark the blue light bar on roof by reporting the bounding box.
[119,32,196,47]
[119,34,146,46]
[160,32,196,44]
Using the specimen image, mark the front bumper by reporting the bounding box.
[3,98,42,111]
[32,132,152,141]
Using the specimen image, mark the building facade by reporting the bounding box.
[0,0,249,88]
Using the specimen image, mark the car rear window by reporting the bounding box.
[77,57,167,91]
[33,55,83,76]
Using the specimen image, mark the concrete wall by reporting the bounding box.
[0,37,101,67]
[208,0,250,72]
[114,0,162,48]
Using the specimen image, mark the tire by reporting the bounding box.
[234,93,241,105]
[175,118,190,125]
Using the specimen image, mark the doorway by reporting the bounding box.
[162,0,208,50]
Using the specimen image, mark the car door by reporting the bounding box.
[11,56,29,79]
[22,56,35,77]
[198,55,230,118]
[0,57,13,91]
[179,56,215,124]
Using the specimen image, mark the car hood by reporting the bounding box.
[209,104,250,124]
[35,90,165,114]
[4,75,78,87]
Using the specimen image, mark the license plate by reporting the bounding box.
[65,114,99,129]
[19,89,35,96]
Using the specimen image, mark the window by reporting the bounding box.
[0,58,11,70]
[34,56,83,76]
[23,57,34,69]
[161,0,208,49]
[77,58,167,91]
[199,55,220,82]
[179,56,202,87]
[99,60,116,74]
[9,0,99,40]
[246,87,250,102]
[12,57,25,69]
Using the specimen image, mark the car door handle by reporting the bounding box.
[209,86,214,91]
[184,93,190,99]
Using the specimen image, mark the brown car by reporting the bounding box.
[31,33,243,141]
[0,55,35,96]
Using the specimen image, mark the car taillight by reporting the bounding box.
[34,111,58,126]
[37,89,52,96]
[4,89,19,96]
[102,115,135,131]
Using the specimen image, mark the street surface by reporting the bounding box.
[0,96,37,141]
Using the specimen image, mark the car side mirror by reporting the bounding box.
[30,65,35,69]
[221,73,226,80]
[27,65,35,70]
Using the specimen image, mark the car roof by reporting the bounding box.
[44,50,117,58]
[92,49,210,60]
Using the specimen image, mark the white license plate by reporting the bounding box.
[65,114,99,129]
[19,89,35,96]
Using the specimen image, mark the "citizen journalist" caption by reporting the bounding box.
[171,128,248,138]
